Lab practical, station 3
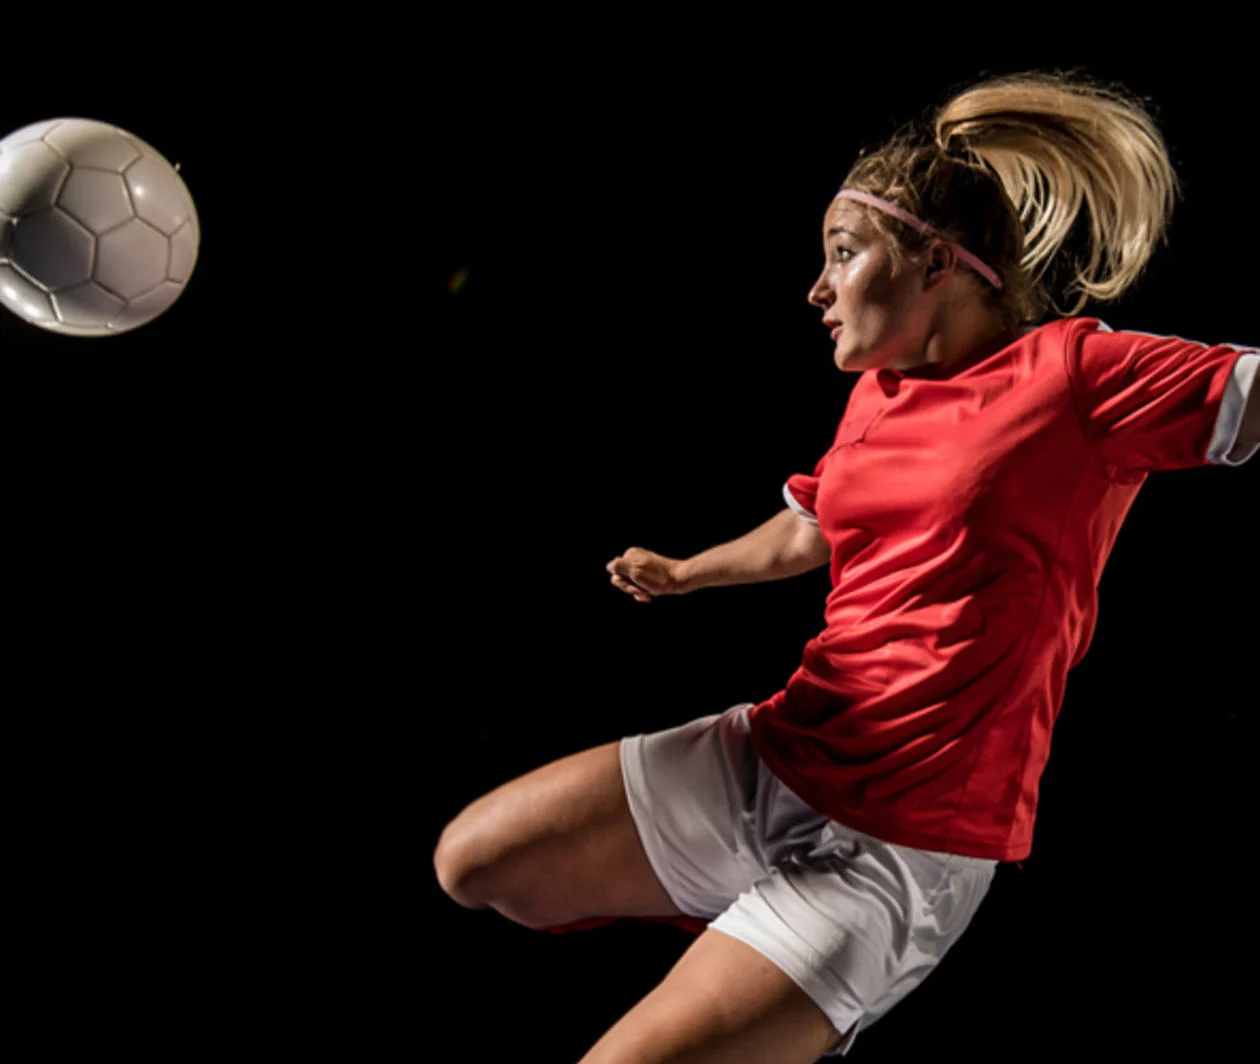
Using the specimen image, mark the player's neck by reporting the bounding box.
[915,302,1012,374]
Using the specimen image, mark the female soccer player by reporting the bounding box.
[433,70,1259,1062]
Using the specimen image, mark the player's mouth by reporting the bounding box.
[830,325,843,340]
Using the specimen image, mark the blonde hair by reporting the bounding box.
[839,69,1181,325]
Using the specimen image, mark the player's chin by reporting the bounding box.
[833,344,865,373]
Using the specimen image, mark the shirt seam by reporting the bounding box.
[939,458,1091,853]
[1060,318,1134,485]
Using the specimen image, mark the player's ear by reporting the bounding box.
[922,240,957,290]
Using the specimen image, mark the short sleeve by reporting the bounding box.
[783,452,827,526]
[1063,317,1259,477]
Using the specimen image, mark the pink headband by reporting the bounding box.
[834,188,1004,291]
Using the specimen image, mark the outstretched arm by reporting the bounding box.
[675,508,831,592]
[1063,322,1259,471]
[1241,381,1260,452]
[607,508,831,603]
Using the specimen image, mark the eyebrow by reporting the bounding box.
[826,226,861,239]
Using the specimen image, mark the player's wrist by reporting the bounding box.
[671,556,702,593]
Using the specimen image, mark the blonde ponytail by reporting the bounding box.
[841,70,1181,324]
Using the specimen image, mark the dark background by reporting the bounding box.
[3,24,1256,1061]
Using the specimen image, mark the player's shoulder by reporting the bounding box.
[1029,314,1114,341]
[1027,316,1120,374]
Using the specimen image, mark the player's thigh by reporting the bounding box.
[433,740,682,925]
[579,928,843,1064]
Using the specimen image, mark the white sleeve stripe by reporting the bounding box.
[782,481,820,526]
[1208,352,1259,466]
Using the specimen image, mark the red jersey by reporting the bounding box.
[750,316,1258,862]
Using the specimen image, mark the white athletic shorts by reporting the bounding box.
[619,702,998,1057]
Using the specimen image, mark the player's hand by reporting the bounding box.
[605,548,687,603]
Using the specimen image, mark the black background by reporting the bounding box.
[4,22,1257,1062]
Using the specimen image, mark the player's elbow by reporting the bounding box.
[788,516,831,574]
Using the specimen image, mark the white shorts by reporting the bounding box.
[619,702,998,1057]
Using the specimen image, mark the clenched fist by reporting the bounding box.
[605,548,688,603]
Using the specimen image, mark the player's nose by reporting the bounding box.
[807,270,831,309]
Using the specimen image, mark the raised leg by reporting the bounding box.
[433,740,684,929]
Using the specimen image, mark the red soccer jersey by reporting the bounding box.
[750,316,1258,862]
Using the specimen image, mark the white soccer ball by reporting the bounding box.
[0,117,199,337]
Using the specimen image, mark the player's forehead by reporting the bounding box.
[823,199,874,240]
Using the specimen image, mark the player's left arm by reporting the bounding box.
[1063,319,1259,475]
[1241,381,1260,451]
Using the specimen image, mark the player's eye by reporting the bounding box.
[830,246,854,263]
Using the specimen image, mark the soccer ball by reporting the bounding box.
[0,117,199,337]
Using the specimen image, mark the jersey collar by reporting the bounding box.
[892,326,1024,380]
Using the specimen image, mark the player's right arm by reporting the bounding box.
[606,508,830,603]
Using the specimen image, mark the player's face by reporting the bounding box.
[807,200,939,373]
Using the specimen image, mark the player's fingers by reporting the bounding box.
[627,570,658,595]
[610,574,652,601]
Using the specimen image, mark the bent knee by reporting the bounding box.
[433,818,549,925]
[433,819,491,910]
[434,818,597,930]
